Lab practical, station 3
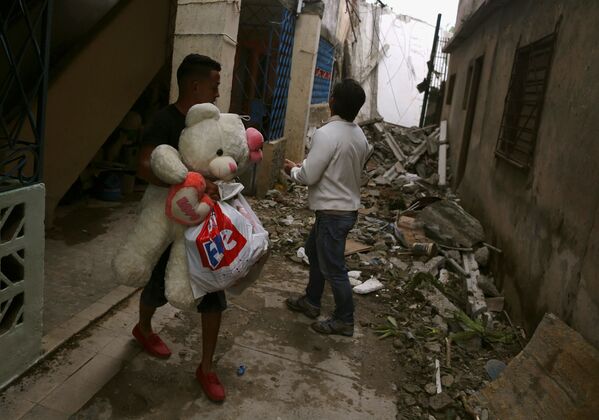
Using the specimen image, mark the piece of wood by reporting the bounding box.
[466,314,599,419]
[485,296,505,312]
[344,239,373,256]
[463,253,487,316]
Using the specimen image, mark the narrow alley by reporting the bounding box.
[2,0,599,419]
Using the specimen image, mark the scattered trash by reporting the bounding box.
[411,242,438,257]
[348,270,363,287]
[353,276,384,295]
[484,359,506,380]
[296,247,309,265]
[435,359,442,394]
[265,120,524,419]
[237,364,246,376]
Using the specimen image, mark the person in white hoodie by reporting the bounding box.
[283,79,371,337]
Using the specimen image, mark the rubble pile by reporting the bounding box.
[250,122,523,419]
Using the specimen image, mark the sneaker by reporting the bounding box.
[132,324,172,359]
[311,318,354,337]
[285,295,320,319]
[196,365,226,402]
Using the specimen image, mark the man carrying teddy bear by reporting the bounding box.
[284,79,371,337]
[133,54,227,402]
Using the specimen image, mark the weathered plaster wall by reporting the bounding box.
[455,0,485,28]
[443,0,599,347]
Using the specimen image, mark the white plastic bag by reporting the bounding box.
[185,194,269,298]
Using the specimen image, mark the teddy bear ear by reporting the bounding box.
[186,103,220,126]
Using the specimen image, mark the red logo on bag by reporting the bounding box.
[195,204,247,270]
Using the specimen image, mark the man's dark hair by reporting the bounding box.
[330,79,366,122]
[176,54,221,86]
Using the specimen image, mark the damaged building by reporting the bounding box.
[442,0,599,348]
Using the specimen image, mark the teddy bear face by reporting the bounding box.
[179,105,253,181]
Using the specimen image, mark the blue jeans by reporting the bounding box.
[305,211,357,324]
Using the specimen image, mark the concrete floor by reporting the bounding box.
[44,198,138,333]
[72,255,398,419]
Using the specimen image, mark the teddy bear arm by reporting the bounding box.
[164,236,198,310]
[150,144,189,184]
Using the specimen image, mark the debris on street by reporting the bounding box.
[255,121,524,418]
[465,314,599,419]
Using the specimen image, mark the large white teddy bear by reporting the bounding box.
[112,103,264,310]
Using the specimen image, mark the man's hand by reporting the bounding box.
[284,159,300,176]
[205,178,220,200]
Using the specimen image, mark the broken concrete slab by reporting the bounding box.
[463,253,487,317]
[416,200,485,248]
[417,283,459,319]
[466,313,599,419]
[423,256,446,277]
[429,392,453,411]
[474,246,490,267]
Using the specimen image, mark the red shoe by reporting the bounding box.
[132,324,171,359]
[196,365,226,402]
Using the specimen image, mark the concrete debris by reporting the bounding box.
[441,374,455,388]
[474,246,490,267]
[423,256,445,277]
[417,283,459,319]
[269,121,523,419]
[477,275,500,297]
[462,253,488,316]
[438,268,449,285]
[417,200,485,248]
[429,392,454,411]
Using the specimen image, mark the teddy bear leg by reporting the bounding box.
[112,186,173,287]
[164,235,198,311]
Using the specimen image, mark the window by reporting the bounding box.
[495,34,557,168]
[446,74,456,105]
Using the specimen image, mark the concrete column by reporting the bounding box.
[283,2,324,163]
[170,0,241,112]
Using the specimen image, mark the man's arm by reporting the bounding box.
[287,131,336,186]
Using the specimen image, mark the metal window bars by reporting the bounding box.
[495,33,557,169]
[0,0,52,191]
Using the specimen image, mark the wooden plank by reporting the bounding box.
[344,239,373,256]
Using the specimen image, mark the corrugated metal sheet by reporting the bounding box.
[311,37,335,104]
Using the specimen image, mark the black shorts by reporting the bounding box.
[140,245,227,313]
